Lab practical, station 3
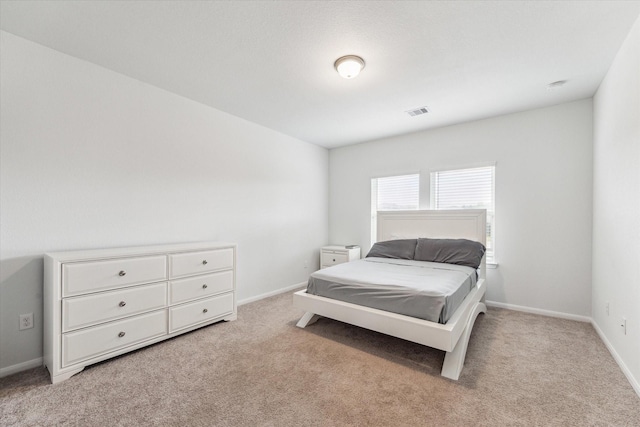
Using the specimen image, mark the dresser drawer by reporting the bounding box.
[62,282,167,332]
[321,251,348,267]
[169,270,234,304]
[62,310,167,367]
[169,248,233,278]
[169,293,234,333]
[62,255,167,297]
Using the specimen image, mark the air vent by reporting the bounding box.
[547,80,567,90]
[406,106,429,117]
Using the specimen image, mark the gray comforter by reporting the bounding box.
[307,257,477,324]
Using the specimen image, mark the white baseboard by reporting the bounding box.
[485,300,592,323]
[0,357,43,379]
[237,281,306,306]
[591,321,640,398]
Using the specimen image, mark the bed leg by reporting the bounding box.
[441,302,487,380]
[296,312,320,328]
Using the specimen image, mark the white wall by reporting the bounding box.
[0,32,328,372]
[592,16,640,392]
[330,100,593,317]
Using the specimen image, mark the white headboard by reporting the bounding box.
[376,209,487,279]
[376,209,486,244]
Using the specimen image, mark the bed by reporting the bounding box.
[293,209,487,380]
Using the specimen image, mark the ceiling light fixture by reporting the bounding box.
[334,55,365,79]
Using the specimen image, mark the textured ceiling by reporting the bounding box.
[1,1,640,148]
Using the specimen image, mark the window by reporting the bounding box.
[371,174,419,245]
[369,168,495,262]
[430,166,495,261]
[373,174,419,211]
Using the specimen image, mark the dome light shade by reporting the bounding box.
[334,55,365,79]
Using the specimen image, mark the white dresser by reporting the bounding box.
[44,242,236,384]
[320,245,361,269]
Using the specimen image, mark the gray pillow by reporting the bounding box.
[414,238,485,269]
[366,239,417,260]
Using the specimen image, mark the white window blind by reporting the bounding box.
[371,174,419,246]
[375,174,419,211]
[431,166,495,261]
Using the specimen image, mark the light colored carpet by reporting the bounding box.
[1,290,639,426]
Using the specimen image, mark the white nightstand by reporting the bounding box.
[320,245,361,269]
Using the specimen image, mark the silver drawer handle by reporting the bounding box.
[202,260,208,265]
[203,308,208,313]
[119,301,126,307]
[118,332,126,338]
[202,284,208,289]
[119,270,126,277]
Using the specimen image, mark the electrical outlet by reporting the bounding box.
[304,260,308,269]
[19,313,34,330]
[605,302,609,316]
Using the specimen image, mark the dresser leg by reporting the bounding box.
[50,366,85,384]
[223,313,237,322]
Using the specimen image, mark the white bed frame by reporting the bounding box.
[293,209,487,380]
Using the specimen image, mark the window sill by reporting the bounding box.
[487,262,499,269]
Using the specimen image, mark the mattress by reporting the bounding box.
[306,257,477,324]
